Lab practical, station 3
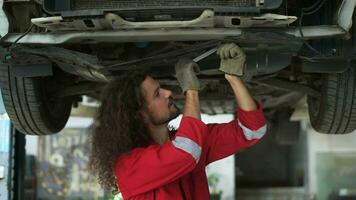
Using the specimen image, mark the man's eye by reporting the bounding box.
[155,90,160,97]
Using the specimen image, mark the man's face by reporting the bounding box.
[141,76,180,125]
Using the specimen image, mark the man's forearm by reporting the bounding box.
[226,75,257,111]
[183,90,201,120]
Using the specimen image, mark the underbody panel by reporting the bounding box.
[43,0,283,16]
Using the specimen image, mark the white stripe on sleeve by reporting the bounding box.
[237,120,267,140]
[172,136,202,163]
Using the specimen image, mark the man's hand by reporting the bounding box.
[175,58,200,94]
[217,43,246,76]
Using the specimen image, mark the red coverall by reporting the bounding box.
[115,104,267,200]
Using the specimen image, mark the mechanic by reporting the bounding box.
[89,43,267,199]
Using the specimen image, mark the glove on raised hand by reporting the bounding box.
[217,43,246,76]
[175,58,200,94]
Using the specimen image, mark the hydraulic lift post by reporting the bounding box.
[0,90,25,200]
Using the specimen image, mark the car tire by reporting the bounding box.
[0,63,72,135]
[307,66,356,134]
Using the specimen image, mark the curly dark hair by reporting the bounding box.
[89,71,153,193]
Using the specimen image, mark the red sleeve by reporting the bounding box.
[205,102,267,165]
[114,116,207,198]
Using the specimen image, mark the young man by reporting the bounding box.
[89,43,267,199]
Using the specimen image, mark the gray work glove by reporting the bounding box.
[217,43,246,76]
[175,58,200,94]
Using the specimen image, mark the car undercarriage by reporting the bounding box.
[1,0,356,137]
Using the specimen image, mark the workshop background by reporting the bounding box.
[1,93,356,200]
